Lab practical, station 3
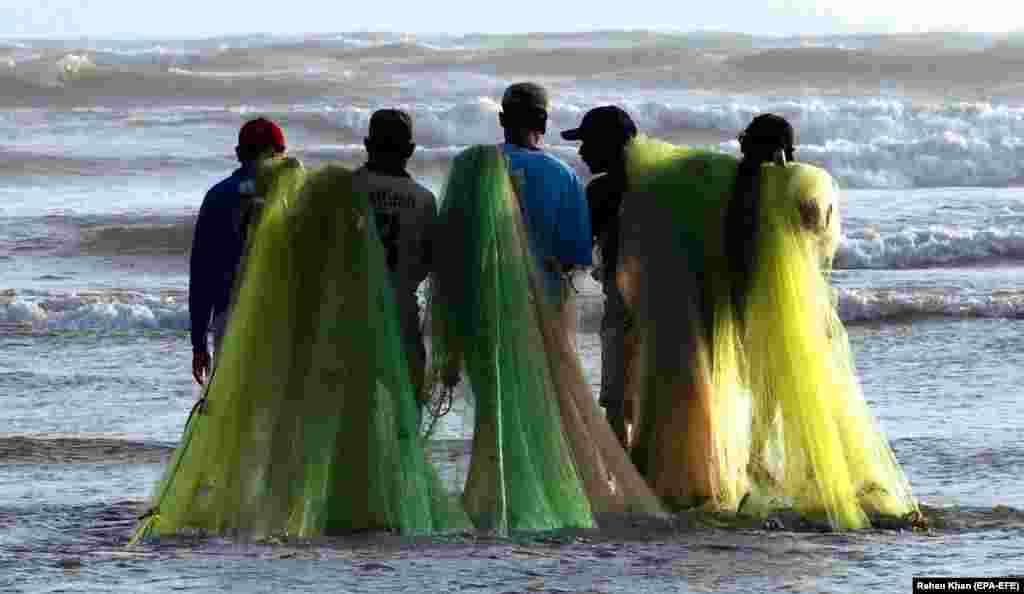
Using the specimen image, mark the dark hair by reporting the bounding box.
[500,105,548,134]
[725,113,795,318]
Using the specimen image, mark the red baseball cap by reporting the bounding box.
[238,117,286,152]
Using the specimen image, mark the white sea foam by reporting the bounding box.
[253,97,1024,189]
[836,226,1024,269]
[836,287,1024,322]
[4,35,1024,197]
[55,54,95,80]
[574,98,1024,189]
[4,43,1024,190]
[4,93,1015,192]
[0,291,189,332]
[95,45,194,57]
[573,285,1024,332]
[4,283,1024,335]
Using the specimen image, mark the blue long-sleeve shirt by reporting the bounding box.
[188,165,260,352]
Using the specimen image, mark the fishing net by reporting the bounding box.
[130,157,469,543]
[742,163,918,529]
[620,138,749,511]
[621,135,918,528]
[429,144,665,534]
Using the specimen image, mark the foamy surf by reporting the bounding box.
[5,283,1024,336]
[2,31,1024,188]
[0,289,189,333]
[4,98,1024,189]
[837,226,1024,269]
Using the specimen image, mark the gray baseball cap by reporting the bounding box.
[501,82,550,113]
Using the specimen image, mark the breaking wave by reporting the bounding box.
[5,283,1024,336]
[199,99,1024,189]
[4,41,1024,190]
[836,287,1024,322]
[836,226,1024,269]
[0,289,189,333]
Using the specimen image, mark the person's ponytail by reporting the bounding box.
[725,114,795,320]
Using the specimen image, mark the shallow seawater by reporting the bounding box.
[4,34,1024,591]
[2,319,1023,593]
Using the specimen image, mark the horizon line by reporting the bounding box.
[2,27,1022,42]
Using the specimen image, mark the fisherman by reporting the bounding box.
[561,105,638,446]
[498,82,592,343]
[189,117,286,385]
[353,108,438,401]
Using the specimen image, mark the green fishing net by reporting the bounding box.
[131,156,469,543]
[429,144,666,534]
[429,145,594,533]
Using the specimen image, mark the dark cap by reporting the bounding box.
[368,108,413,146]
[739,113,794,156]
[238,117,286,152]
[561,105,637,142]
[501,82,550,113]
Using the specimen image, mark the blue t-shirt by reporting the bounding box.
[501,143,592,304]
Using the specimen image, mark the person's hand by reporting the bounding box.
[192,349,211,386]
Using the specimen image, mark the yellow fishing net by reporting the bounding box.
[131,157,469,542]
[743,163,918,528]
[621,135,918,529]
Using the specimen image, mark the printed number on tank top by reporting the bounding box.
[375,212,401,271]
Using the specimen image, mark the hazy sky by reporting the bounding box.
[2,0,1021,38]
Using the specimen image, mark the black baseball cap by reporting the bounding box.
[561,105,637,142]
[368,108,413,146]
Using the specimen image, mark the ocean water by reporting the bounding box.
[2,31,1024,592]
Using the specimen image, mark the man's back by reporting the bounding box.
[189,166,263,353]
[352,167,437,331]
[189,116,287,386]
[501,143,591,302]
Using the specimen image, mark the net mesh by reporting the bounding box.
[743,163,918,529]
[429,145,665,533]
[131,157,469,542]
[621,139,749,511]
[430,145,591,533]
[621,135,918,529]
